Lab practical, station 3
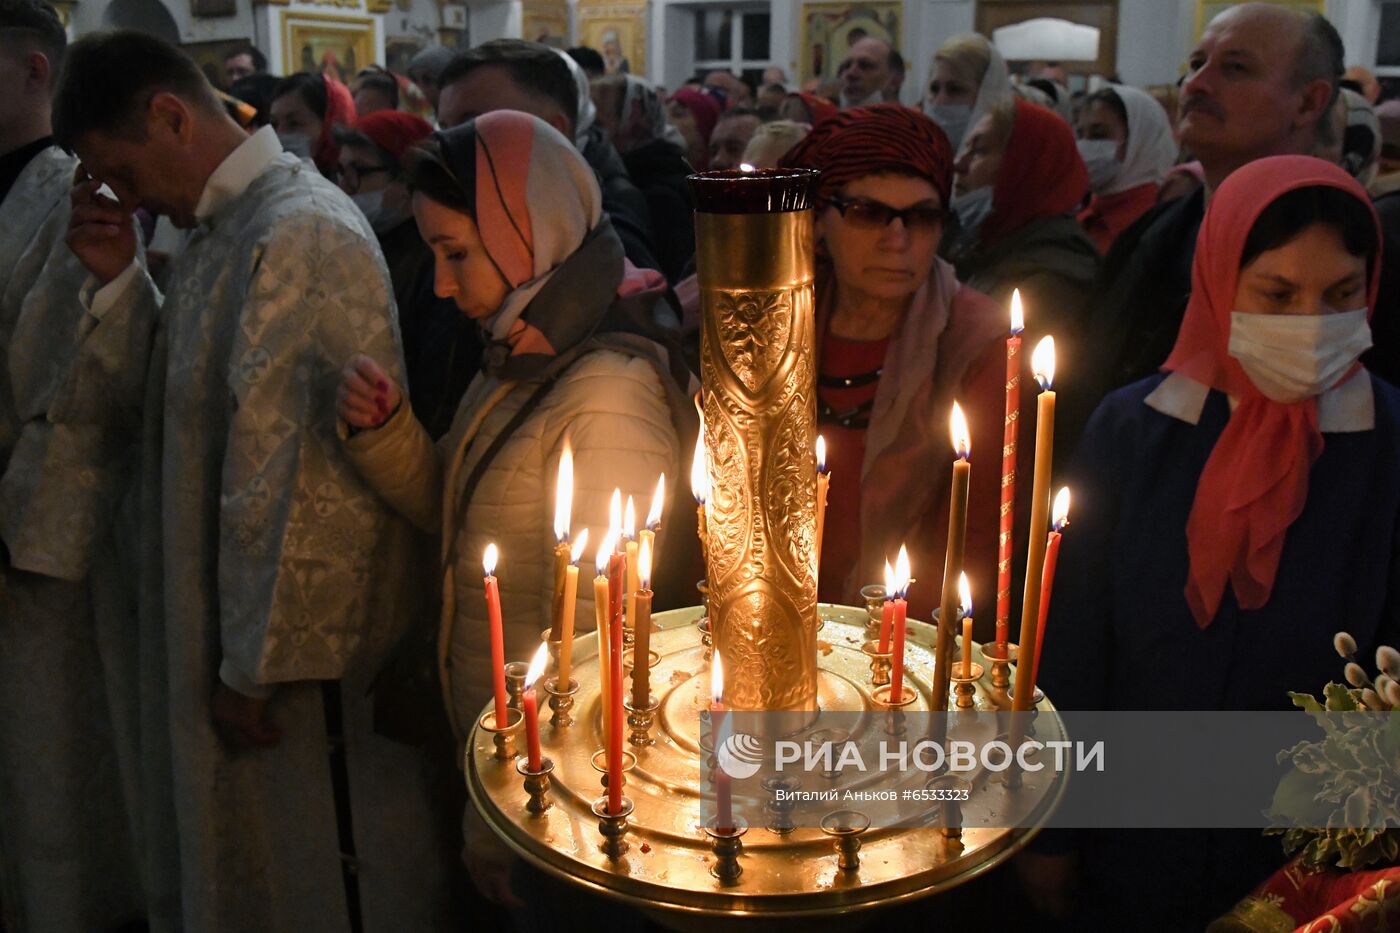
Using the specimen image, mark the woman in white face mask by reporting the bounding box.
[923,32,1012,157]
[1074,84,1177,254]
[1024,156,1392,931]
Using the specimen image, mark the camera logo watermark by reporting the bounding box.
[715,732,764,779]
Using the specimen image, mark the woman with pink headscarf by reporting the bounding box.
[1029,156,1399,929]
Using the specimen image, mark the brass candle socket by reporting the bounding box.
[926,775,973,842]
[477,707,524,761]
[505,661,530,712]
[872,683,918,708]
[516,757,555,815]
[591,795,635,860]
[590,748,638,796]
[949,662,985,711]
[621,648,661,677]
[703,816,748,885]
[820,809,871,872]
[539,629,562,669]
[544,677,579,729]
[859,584,887,641]
[861,639,893,687]
[761,776,800,834]
[624,694,661,747]
[981,642,1017,692]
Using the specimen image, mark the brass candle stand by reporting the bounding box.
[545,677,579,728]
[704,816,748,885]
[469,605,1065,927]
[517,757,555,814]
[819,809,871,872]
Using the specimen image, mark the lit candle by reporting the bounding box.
[594,530,616,753]
[631,538,654,708]
[1032,488,1070,687]
[549,443,573,641]
[624,495,639,633]
[997,291,1024,648]
[691,424,709,568]
[932,403,973,712]
[878,559,896,653]
[556,529,588,691]
[1014,337,1056,713]
[960,573,974,679]
[889,545,912,701]
[483,544,509,728]
[639,473,665,566]
[608,490,625,635]
[608,551,625,816]
[815,435,829,584]
[522,642,548,771]
[711,650,733,832]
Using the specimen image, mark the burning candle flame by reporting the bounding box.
[1010,289,1025,335]
[958,572,972,618]
[553,442,573,543]
[1052,486,1071,531]
[739,162,755,173]
[894,545,911,599]
[569,528,590,564]
[624,495,636,540]
[595,527,618,576]
[711,650,724,704]
[609,488,622,539]
[524,641,549,689]
[950,401,971,460]
[883,559,894,598]
[816,434,827,473]
[1033,335,1056,390]
[691,429,709,505]
[639,537,652,590]
[646,474,665,530]
[483,542,498,577]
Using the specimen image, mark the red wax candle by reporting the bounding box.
[523,643,547,771]
[878,599,895,654]
[998,292,1024,647]
[711,651,732,832]
[889,596,909,700]
[1031,488,1070,689]
[482,544,508,729]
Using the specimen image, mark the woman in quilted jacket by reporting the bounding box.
[335,111,693,908]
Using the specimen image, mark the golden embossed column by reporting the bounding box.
[689,169,821,712]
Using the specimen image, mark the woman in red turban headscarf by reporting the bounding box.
[778,103,1030,622]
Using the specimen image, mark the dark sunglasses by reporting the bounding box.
[825,195,946,232]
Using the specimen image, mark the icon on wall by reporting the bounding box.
[799,1,901,87]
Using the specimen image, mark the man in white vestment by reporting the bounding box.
[54,31,454,932]
[0,3,146,929]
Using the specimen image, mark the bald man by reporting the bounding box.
[1065,4,1364,448]
[837,36,903,108]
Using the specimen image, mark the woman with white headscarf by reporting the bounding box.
[923,32,1013,155]
[1075,83,1179,254]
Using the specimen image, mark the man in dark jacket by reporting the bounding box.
[435,39,662,276]
[1068,5,1348,444]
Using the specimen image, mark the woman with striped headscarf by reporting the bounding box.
[779,103,1029,626]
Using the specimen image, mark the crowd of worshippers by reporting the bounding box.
[2,0,1400,929]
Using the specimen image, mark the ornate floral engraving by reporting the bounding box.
[714,290,793,395]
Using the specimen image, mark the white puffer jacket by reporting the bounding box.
[344,347,679,731]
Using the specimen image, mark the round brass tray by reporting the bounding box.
[468,604,1065,925]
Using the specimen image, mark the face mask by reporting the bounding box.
[278,132,313,161]
[1227,308,1372,403]
[1077,138,1121,193]
[951,186,994,240]
[924,103,972,154]
[350,189,410,234]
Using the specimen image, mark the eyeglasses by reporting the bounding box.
[825,195,946,232]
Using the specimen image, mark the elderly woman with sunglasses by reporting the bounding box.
[779,104,1027,625]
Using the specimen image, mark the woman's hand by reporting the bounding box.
[337,354,402,431]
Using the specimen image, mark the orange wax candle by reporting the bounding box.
[1014,337,1056,714]
[631,538,654,708]
[482,544,508,728]
[550,444,574,640]
[594,533,614,753]
[557,530,587,690]
[608,577,625,814]
[933,404,972,712]
[960,572,974,680]
[815,435,829,582]
[997,291,1024,647]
